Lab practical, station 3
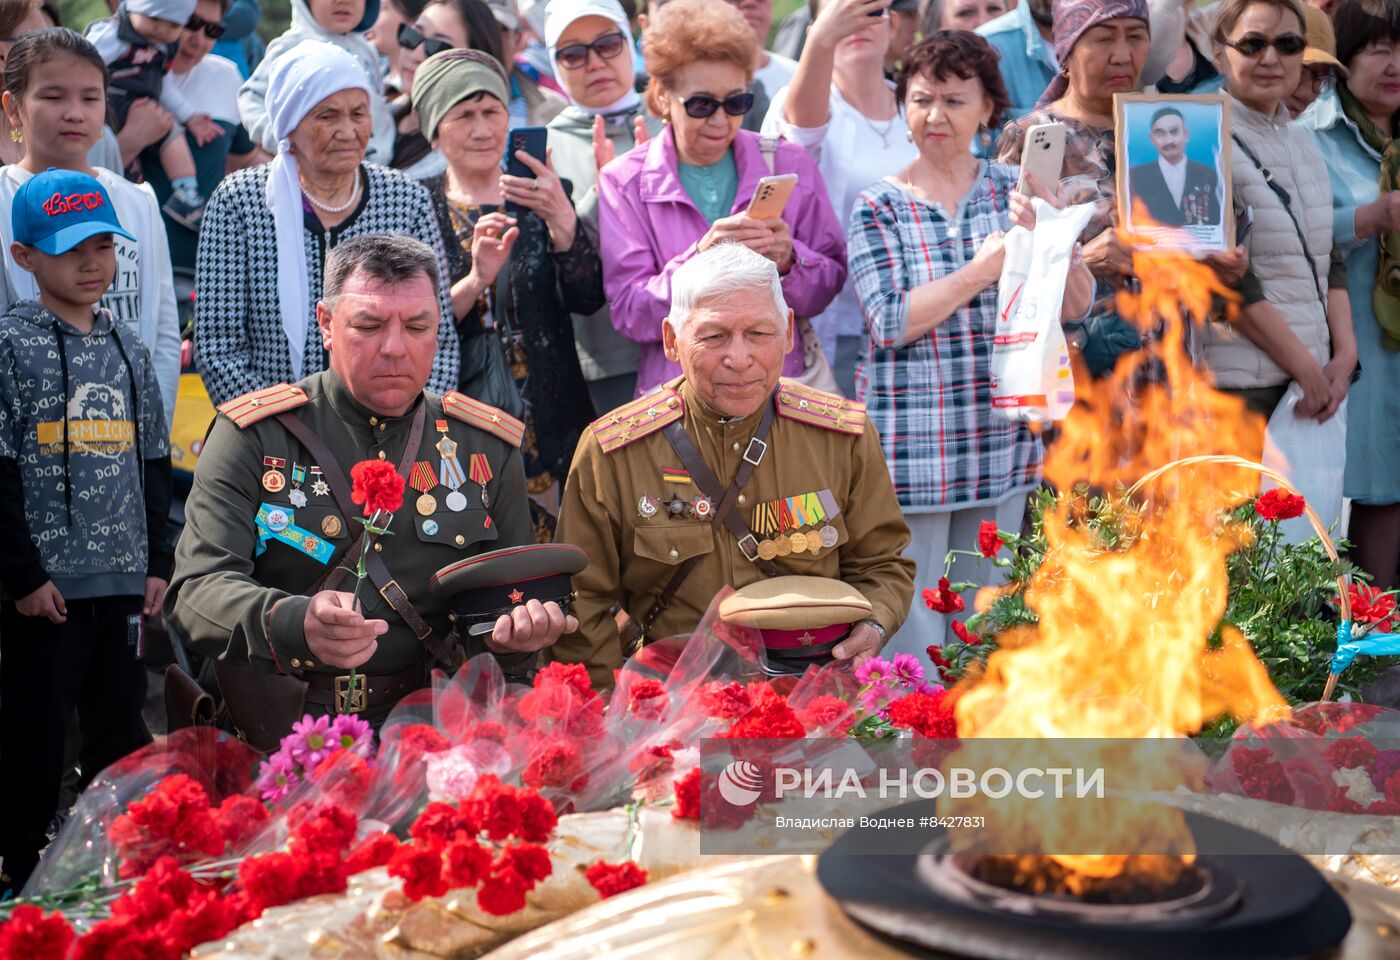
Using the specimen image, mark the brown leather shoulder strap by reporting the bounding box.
[275,402,454,666]
[663,401,781,576]
[625,397,780,649]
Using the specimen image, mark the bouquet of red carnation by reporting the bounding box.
[1208,703,1400,816]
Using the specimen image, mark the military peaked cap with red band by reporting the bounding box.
[718,575,872,674]
[431,543,588,632]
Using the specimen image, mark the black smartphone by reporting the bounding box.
[504,126,547,214]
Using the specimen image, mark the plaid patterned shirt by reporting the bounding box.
[849,163,1042,510]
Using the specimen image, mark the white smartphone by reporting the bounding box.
[1017,121,1067,197]
[748,173,799,220]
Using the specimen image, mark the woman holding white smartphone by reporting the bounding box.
[761,0,918,397]
[996,0,1248,378]
[847,33,1093,659]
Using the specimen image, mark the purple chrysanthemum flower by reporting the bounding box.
[329,713,373,754]
[289,714,334,769]
[890,653,925,688]
[855,656,894,686]
[1371,749,1400,791]
[255,751,299,804]
[858,679,897,715]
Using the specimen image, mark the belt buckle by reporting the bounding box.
[738,534,760,562]
[743,437,768,466]
[334,674,367,714]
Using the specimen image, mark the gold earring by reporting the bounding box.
[9,128,22,143]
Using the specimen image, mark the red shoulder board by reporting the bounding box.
[591,387,684,454]
[775,379,866,436]
[443,391,525,447]
[217,383,308,428]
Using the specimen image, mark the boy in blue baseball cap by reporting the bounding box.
[0,169,174,896]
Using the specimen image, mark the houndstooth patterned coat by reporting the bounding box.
[193,162,460,407]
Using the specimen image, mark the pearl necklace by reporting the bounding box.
[301,177,362,214]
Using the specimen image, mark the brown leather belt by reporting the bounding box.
[302,661,427,714]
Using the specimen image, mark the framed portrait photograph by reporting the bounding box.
[1114,93,1234,253]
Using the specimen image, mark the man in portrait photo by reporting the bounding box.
[1128,106,1223,227]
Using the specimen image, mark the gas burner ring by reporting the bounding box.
[914,839,1244,929]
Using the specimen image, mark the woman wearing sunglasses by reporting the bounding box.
[598,0,846,397]
[761,0,917,398]
[391,0,501,172]
[543,0,655,412]
[391,0,564,175]
[1204,0,1354,431]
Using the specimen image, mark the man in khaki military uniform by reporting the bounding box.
[554,244,914,686]
[166,235,575,743]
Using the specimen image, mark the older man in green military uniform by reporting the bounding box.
[166,235,575,745]
[554,243,915,688]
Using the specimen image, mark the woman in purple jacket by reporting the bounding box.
[597,0,847,396]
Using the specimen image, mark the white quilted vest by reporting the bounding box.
[1204,98,1333,388]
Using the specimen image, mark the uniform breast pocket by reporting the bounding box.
[634,522,715,566]
[416,509,499,550]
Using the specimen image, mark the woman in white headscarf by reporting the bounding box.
[194,41,459,407]
[542,0,655,412]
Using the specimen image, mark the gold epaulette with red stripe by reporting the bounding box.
[217,383,309,428]
[443,391,525,447]
[591,387,684,454]
[775,379,866,436]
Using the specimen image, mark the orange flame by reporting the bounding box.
[944,239,1289,887]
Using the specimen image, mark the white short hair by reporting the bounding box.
[667,243,789,335]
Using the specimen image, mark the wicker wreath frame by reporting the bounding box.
[1124,454,1351,703]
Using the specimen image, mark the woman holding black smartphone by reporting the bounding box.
[412,48,602,540]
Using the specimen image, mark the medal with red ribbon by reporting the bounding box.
[409,460,437,516]
[468,453,493,509]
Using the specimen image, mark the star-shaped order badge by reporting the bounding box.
[508,588,525,604]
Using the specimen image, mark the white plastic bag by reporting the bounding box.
[1260,383,1348,545]
[990,199,1096,422]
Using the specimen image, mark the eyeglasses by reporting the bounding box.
[184,13,225,38]
[554,31,627,70]
[1222,33,1307,58]
[675,91,755,119]
[398,22,453,58]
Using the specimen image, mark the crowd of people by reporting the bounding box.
[0,0,1398,899]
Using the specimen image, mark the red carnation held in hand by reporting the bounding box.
[350,460,406,517]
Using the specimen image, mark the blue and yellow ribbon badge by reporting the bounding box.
[256,503,334,564]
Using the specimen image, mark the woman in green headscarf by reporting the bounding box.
[412,48,604,541]
[1301,0,1400,590]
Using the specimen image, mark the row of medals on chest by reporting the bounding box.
[636,488,839,560]
[257,426,487,540]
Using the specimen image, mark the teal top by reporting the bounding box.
[677,150,739,225]
[1300,89,1400,504]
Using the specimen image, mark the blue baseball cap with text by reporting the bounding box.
[12,168,134,256]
